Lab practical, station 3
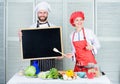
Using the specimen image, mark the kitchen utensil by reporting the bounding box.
[53,48,66,56]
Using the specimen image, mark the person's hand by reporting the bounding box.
[84,63,95,68]
[18,29,22,41]
[65,53,73,58]
[86,43,93,50]
[56,56,63,60]
[87,63,95,68]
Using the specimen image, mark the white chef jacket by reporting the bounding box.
[70,28,100,61]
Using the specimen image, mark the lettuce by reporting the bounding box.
[24,66,36,77]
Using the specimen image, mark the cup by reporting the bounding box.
[86,72,95,79]
[77,72,86,78]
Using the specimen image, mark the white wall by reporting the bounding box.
[0,0,5,84]
[6,0,34,82]
[96,0,120,84]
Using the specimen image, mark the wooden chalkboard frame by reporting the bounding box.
[20,26,63,60]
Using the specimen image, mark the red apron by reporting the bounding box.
[72,28,97,72]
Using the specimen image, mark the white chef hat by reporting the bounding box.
[35,1,51,13]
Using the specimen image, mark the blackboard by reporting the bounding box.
[21,27,63,60]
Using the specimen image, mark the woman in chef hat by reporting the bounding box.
[65,11,100,72]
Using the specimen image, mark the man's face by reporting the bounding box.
[37,10,48,22]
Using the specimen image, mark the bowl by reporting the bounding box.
[77,72,86,78]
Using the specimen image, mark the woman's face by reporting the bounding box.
[74,17,84,28]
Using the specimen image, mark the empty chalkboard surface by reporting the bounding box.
[21,27,63,60]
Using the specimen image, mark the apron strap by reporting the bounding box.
[47,22,50,27]
[72,28,86,42]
